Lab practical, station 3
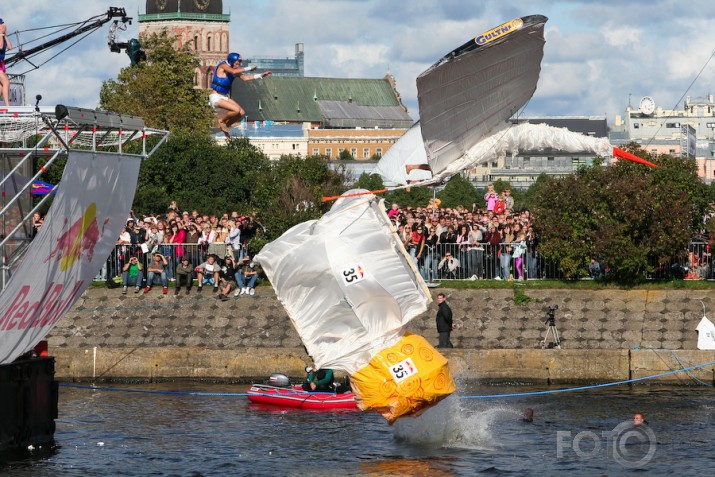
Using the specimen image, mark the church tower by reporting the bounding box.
[139,0,230,89]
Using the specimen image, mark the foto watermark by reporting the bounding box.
[556,420,657,468]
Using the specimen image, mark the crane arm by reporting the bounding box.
[4,7,130,69]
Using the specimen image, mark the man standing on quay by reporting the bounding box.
[436,293,454,348]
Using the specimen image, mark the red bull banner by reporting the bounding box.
[0,150,141,364]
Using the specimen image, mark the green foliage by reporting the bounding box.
[438,174,477,208]
[517,173,554,211]
[257,154,348,241]
[532,147,704,281]
[513,288,532,306]
[355,173,385,192]
[99,31,214,132]
[384,187,434,209]
[134,132,271,215]
[338,149,353,160]
[491,179,512,194]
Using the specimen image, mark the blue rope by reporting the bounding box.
[59,360,715,399]
[60,383,251,397]
[460,359,715,399]
[668,350,712,386]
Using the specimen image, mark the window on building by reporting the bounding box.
[633,123,640,129]
[326,148,332,158]
[523,157,530,166]
[193,35,198,50]
[363,148,370,159]
[338,148,344,154]
[313,148,319,156]
[666,122,680,128]
[669,149,676,155]
[207,35,212,52]
[708,122,715,128]
[376,148,382,158]
[547,156,554,162]
[292,144,296,150]
[572,158,584,168]
[351,148,357,157]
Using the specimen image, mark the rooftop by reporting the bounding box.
[231,76,413,128]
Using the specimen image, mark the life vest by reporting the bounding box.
[211,61,235,95]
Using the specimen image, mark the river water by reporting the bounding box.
[1,382,713,476]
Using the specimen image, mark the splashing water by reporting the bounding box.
[391,394,522,450]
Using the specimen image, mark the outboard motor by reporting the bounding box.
[267,373,291,387]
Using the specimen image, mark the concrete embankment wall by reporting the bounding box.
[47,287,715,384]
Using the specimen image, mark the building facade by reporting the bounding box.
[139,0,230,90]
[612,94,715,182]
[308,128,406,160]
[243,43,305,77]
[229,122,310,160]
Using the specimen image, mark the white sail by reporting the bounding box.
[255,190,431,375]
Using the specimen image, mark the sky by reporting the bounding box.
[9,0,715,123]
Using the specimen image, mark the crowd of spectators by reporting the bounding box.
[98,191,715,290]
[112,203,264,297]
[389,186,540,282]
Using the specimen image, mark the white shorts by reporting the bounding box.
[209,93,229,110]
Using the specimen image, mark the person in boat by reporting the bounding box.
[209,52,272,141]
[302,366,335,392]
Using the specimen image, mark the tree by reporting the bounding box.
[99,31,214,132]
[518,173,554,211]
[438,174,476,208]
[384,187,434,210]
[338,149,353,160]
[491,179,513,194]
[532,148,705,281]
[258,155,349,240]
[355,173,384,192]
[133,132,272,215]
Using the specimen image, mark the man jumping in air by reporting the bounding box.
[209,52,271,141]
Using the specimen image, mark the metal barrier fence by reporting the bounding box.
[95,241,714,282]
[407,242,557,282]
[96,242,244,283]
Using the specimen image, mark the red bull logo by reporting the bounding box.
[0,281,85,331]
[475,18,524,46]
[44,202,109,271]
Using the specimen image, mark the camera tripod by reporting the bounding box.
[541,319,561,349]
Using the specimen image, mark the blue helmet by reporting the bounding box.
[227,52,241,64]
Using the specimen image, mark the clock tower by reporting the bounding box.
[139,0,230,89]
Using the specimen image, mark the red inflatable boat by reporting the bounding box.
[247,373,358,410]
